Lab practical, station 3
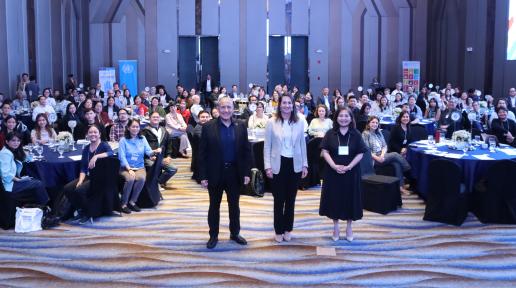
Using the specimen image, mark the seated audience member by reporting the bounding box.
[347,96,360,120]
[114,89,128,108]
[177,99,191,124]
[189,95,204,125]
[32,95,56,122]
[356,102,371,123]
[388,111,411,156]
[142,112,178,189]
[424,98,441,121]
[490,107,516,147]
[489,98,516,125]
[55,91,71,115]
[439,99,463,139]
[407,95,423,123]
[63,125,113,223]
[210,107,219,120]
[31,113,57,145]
[77,109,107,141]
[156,86,172,107]
[118,119,161,214]
[78,98,94,121]
[1,116,30,146]
[109,109,129,142]
[247,102,269,129]
[93,101,106,127]
[362,116,411,194]
[0,132,49,205]
[371,95,392,117]
[0,102,13,125]
[192,110,211,139]
[102,96,119,125]
[165,105,190,157]
[392,92,405,108]
[131,95,149,116]
[307,104,333,138]
[12,91,30,111]
[59,103,84,140]
[464,101,487,136]
[148,97,166,118]
[240,95,258,121]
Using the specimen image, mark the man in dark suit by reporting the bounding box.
[200,74,217,107]
[142,111,178,189]
[506,87,516,115]
[199,96,251,249]
[317,87,334,115]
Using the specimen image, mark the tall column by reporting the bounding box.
[0,0,29,98]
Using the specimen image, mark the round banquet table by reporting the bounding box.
[407,140,516,198]
[380,118,436,136]
[24,145,83,188]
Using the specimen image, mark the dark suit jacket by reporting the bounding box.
[142,126,173,157]
[388,124,411,154]
[506,96,516,115]
[198,118,251,187]
[200,79,218,93]
[490,118,516,147]
[317,95,335,108]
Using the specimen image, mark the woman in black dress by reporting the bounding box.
[319,107,367,242]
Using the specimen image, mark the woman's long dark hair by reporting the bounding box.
[124,119,142,139]
[275,95,298,124]
[1,115,17,134]
[332,107,356,130]
[5,132,26,161]
[396,111,410,125]
[65,102,76,117]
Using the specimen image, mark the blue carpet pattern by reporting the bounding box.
[1,159,516,287]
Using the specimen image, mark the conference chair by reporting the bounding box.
[360,148,402,214]
[84,157,122,219]
[137,153,164,208]
[472,160,516,224]
[423,159,468,226]
[300,137,323,189]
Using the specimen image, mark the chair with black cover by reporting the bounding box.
[409,124,428,142]
[84,157,122,218]
[381,129,390,144]
[472,160,516,224]
[300,137,323,189]
[0,182,18,230]
[360,148,401,214]
[137,152,164,208]
[423,159,468,226]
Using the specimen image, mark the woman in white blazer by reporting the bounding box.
[264,95,308,243]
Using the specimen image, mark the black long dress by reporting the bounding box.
[319,128,367,221]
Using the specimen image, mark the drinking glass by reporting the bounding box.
[57,144,65,158]
[474,135,481,145]
[489,138,496,152]
[462,142,469,155]
[427,135,435,147]
[34,145,43,160]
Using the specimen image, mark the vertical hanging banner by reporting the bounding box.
[402,61,420,92]
[99,67,116,93]
[119,60,138,97]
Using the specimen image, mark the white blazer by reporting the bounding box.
[264,117,308,174]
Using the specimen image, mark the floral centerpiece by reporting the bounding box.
[452,130,471,150]
[56,131,74,151]
[392,107,402,119]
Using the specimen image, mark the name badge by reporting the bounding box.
[338,146,349,156]
[131,155,138,161]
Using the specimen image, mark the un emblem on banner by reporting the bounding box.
[122,64,134,74]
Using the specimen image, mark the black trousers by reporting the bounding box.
[208,164,241,237]
[63,178,90,213]
[271,157,301,235]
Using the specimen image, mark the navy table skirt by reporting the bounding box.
[407,140,516,198]
[25,145,82,188]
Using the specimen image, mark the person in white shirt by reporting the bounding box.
[308,105,333,138]
[390,82,404,101]
[32,95,56,121]
[42,88,56,108]
[247,102,269,129]
[189,95,204,124]
[489,99,516,125]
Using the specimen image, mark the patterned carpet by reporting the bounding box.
[1,158,516,287]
